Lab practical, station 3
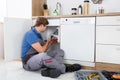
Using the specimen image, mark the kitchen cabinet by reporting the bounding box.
[96,16,120,64]
[4,17,95,67]
[96,45,120,64]
[96,16,120,25]
[96,26,120,45]
[6,0,46,18]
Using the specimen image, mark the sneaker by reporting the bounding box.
[65,64,81,72]
[41,68,61,78]
[73,64,82,71]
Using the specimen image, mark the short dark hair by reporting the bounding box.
[34,17,49,27]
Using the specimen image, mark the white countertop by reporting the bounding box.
[32,12,120,19]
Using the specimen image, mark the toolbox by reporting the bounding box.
[75,70,107,80]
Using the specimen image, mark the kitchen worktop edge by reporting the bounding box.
[32,12,120,19]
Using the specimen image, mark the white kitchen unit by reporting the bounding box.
[96,16,120,64]
[0,22,4,59]
[60,17,95,63]
[4,18,32,61]
[4,17,95,67]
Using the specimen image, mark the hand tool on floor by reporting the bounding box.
[112,74,120,79]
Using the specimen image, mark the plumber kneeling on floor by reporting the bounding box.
[21,17,81,78]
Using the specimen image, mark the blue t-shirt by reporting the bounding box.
[21,27,43,58]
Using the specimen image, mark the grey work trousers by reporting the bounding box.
[23,49,66,73]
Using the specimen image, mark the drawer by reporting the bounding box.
[96,16,120,25]
[96,26,120,45]
[47,19,60,26]
[32,18,60,26]
[96,44,120,64]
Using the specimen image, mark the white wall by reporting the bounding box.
[0,0,7,22]
[0,0,32,22]
[47,0,120,15]
[6,0,32,19]
[0,23,4,59]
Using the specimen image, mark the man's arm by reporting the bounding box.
[31,39,51,53]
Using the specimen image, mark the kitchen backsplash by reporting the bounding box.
[47,0,120,15]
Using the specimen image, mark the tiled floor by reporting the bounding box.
[0,60,76,80]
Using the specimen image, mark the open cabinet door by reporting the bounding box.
[4,18,32,61]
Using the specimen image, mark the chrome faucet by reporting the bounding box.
[56,2,62,15]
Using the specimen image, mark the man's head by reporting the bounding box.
[34,17,49,32]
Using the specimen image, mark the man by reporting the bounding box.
[21,17,81,78]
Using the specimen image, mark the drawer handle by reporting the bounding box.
[116,29,120,31]
[73,21,80,24]
[116,48,120,51]
[117,19,120,21]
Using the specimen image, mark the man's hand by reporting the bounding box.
[31,38,57,53]
[51,37,57,44]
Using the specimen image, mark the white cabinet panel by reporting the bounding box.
[0,23,4,59]
[97,16,120,25]
[60,24,95,62]
[48,19,60,26]
[60,17,95,25]
[96,26,120,45]
[4,18,32,61]
[96,44,120,64]
[32,18,60,26]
